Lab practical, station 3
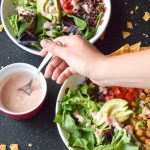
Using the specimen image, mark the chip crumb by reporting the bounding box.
[145,34,149,37]
[130,10,134,14]
[0,24,4,32]
[143,12,150,22]
[10,144,19,150]
[135,6,139,11]
[127,22,133,29]
[0,144,6,150]
[135,23,137,26]
[124,2,127,5]
[122,31,131,39]
[100,32,105,40]
[28,144,32,147]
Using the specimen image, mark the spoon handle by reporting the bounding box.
[33,52,53,79]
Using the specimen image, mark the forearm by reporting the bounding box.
[96,48,150,88]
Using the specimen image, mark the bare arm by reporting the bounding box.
[97,48,150,88]
[40,35,150,88]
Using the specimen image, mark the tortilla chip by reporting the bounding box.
[109,44,130,56]
[110,43,150,57]
[0,24,3,32]
[127,22,133,29]
[10,144,19,150]
[122,31,131,39]
[100,32,105,40]
[140,47,150,50]
[130,10,134,14]
[0,144,6,150]
[135,6,139,11]
[143,12,150,21]
[130,42,141,52]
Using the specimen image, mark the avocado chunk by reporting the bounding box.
[93,99,133,127]
[100,99,128,116]
[37,0,61,24]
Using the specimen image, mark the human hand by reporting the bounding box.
[40,35,106,84]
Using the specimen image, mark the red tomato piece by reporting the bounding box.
[64,9,72,14]
[99,20,103,25]
[113,87,123,98]
[125,92,135,102]
[120,87,128,96]
[103,7,107,12]
[63,2,72,9]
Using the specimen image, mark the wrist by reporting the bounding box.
[90,55,112,85]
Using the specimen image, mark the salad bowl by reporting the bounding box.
[1,0,111,55]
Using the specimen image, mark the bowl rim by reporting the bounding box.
[1,0,111,55]
[0,63,47,115]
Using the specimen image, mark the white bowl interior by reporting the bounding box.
[1,0,111,55]
[56,74,85,150]
[0,63,47,115]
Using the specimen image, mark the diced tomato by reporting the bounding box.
[113,87,123,98]
[103,7,107,12]
[120,87,128,96]
[64,9,72,14]
[63,2,72,9]
[99,20,103,25]
[105,95,114,101]
[125,92,135,102]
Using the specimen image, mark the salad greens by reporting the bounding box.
[55,83,139,150]
[7,0,105,50]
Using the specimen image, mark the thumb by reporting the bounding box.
[40,39,68,59]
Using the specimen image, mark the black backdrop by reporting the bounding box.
[0,0,150,149]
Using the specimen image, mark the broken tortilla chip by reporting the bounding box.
[122,31,131,39]
[135,6,139,11]
[140,46,150,50]
[130,42,141,52]
[109,44,130,56]
[100,32,105,40]
[10,144,19,150]
[130,10,134,14]
[143,12,150,21]
[109,43,150,56]
[0,144,6,150]
[0,24,4,32]
[127,22,133,29]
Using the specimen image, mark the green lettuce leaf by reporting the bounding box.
[68,15,87,30]
[7,15,19,36]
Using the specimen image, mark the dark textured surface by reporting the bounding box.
[0,0,150,150]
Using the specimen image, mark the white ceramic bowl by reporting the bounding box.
[0,63,47,119]
[56,74,86,150]
[1,0,111,55]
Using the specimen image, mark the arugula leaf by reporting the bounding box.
[68,15,87,30]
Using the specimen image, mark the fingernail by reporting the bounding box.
[40,39,48,47]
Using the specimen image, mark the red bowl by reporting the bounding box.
[0,63,47,119]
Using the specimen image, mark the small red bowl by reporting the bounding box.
[0,63,47,119]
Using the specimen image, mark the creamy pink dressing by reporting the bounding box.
[0,72,43,113]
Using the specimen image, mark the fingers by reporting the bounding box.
[51,61,68,80]
[44,56,63,78]
[56,67,76,84]
[40,39,68,59]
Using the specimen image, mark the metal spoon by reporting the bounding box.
[18,41,62,96]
